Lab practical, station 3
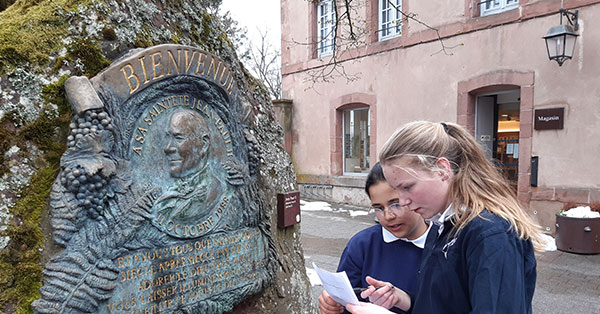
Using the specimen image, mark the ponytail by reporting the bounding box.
[379,121,543,250]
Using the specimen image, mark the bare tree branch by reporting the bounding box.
[286,0,461,88]
[242,28,282,99]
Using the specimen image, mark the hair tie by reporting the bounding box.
[441,122,449,134]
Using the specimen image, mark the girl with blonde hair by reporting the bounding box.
[347,121,541,314]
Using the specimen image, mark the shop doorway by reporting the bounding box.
[475,90,520,189]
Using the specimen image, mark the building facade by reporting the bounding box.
[280,0,600,232]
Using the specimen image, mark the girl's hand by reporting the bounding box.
[345,301,394,314]
[318,290,344,314]
[359,276,411,311]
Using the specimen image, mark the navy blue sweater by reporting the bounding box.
[412,210,537,314]
[338,224,424,314]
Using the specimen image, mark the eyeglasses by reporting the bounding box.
[370,203,404,216]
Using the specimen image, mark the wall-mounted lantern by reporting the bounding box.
[543,9,579,66]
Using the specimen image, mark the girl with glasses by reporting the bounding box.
[318,162,433,314]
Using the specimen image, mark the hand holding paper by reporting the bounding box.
[312,263,360,306]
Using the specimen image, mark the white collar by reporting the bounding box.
[381,221,433,249]
[438,204,456,224]
[432,204,465,235]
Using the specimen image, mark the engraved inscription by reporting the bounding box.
[107,229,266,314]
[120,48,236,95]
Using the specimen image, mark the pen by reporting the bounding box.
[353,286,385,293]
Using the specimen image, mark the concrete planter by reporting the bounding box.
[555,214,600,254]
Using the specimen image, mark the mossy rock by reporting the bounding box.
[0,1,289,313]
[0,0,94,73]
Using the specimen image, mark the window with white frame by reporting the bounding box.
[480,0,518,16]
[379,0,402,41]
[317,0,335,57]
[343,108,370,175]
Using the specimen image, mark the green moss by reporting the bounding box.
[41,75,70,115]
[200,12,212,44]
[133,25,153,48]
[0,0,93,74]
[23,110,59,148]
[0,98,67,311]
[0,59,71,313]
[0,165,58,314]
[22,74,70,152]
[218,33,232,46]
[66,38,112,77]
[171,33,180,44]
[0,120,12,175]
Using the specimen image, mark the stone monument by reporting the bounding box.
[31,45,281,314]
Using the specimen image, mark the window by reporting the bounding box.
[343,108,370,175]
[317,0,335,57]
[480,0,518,16]
[379,0,402,41]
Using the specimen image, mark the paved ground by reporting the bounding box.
[300,199,600,314]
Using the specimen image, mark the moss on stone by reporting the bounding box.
[66,38,112,77]
[41,75,71,115]
[0,126,11,175]
[0,48,71,314]
[0,87,68,313]
[171,33,181,44]
[0,0,93,74]
[23,74,70,158]
[200,12,212,44]
[133,25,154,48]
[0,165,58,314]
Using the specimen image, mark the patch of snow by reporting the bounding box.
[539,233,557,251]
[349,210,369,217]
[305,267,322,286]
[562,206,600,218]
[300,200,333,212]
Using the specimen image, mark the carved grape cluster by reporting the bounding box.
[60,165,109,218]
[244,128,260,176]
[66,109,113,148]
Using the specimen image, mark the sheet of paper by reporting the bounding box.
[313,263,360,306]
[513,143,519,158]
[506,143,514,154]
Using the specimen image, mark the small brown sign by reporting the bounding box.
[277,191,301,228]
[535,108,564,130]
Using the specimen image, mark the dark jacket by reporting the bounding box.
[412,210,537,314]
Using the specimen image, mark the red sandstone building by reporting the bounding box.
[279,0,600,232]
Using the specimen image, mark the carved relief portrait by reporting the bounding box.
[33,46,271,314]
[156,110,220,222]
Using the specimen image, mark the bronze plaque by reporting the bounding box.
[33,45,272,314]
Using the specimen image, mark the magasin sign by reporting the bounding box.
[534,108,564,130]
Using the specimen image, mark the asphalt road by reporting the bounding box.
[300,199,600,314]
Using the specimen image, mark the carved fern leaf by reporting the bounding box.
[49,179,87,246]
[34,186,161,314]
[33,248,118,314]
